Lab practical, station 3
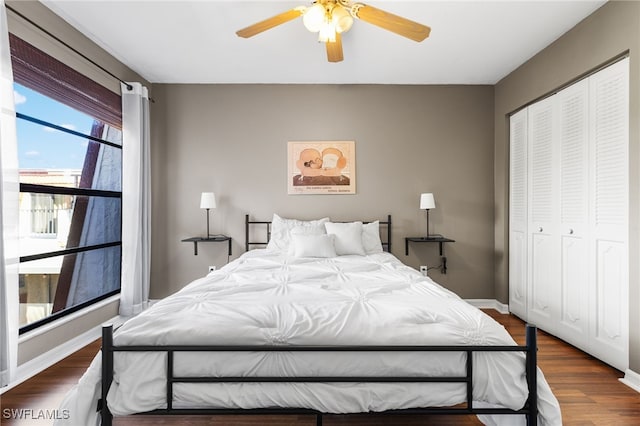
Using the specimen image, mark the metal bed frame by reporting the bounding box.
[98,215,539,425]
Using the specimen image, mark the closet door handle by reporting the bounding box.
[569,229,574,235]
[538,227,543,232]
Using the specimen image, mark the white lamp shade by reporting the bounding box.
[420,193,435,210]
[303,3,326,32]
[332,6,353,33]
[200,192,216,209]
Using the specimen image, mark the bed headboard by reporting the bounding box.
[245,214,392,253]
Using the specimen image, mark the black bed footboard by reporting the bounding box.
[99,325,538,426]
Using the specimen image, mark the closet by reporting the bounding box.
[509,57,629,371]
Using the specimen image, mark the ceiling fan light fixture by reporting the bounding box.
[302,3,326,32]
[318,21,336,42]
[332,5,353,33]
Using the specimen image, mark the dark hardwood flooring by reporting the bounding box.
[1,310,639,425]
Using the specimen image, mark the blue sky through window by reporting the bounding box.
[14,83,95,170]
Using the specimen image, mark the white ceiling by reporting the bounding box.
[41,0,607,85]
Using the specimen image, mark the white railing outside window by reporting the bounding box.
[20,206,72,238]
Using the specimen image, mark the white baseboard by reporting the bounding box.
[0,314,125,395]
[619,369,640,394]
[465,299,510,314]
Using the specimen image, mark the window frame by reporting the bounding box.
[11,34,123,334]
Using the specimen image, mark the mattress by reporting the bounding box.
[56,249,562,425]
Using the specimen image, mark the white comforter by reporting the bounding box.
[57,250,561,425]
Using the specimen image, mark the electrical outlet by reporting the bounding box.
[208,265,216,273]
[419,265,428,276]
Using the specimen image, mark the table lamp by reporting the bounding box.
[200,192,216,238]
[420,193,436,237]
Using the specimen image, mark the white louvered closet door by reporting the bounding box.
[557,79,590,350]
[509,108,528,319]
[527,96,561,335]
[508,57,629,372]
[588,58,629,370]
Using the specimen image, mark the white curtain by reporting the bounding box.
[0,0,19,388]
[119,82,151,317]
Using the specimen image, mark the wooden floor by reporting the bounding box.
[2,310,639,425]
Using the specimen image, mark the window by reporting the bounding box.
[10,34,123,332]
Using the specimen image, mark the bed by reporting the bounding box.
[56,214,561,426]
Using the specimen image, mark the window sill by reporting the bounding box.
[18,294,120,344]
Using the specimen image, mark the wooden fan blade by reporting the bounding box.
[326,33,344,63]
[355,4,431,42]
[236,8,304,38]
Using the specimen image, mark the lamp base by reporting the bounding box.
[205,208,211,238]
[426,209,430,238]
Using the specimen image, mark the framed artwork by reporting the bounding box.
[287,141,356,195]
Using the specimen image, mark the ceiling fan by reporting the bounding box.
[236,0,431,63]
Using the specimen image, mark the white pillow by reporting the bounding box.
[291,225,326,236]
[287,225,327,255]
[266,214,330,252]
[362,221,384,254]
[291,234,336,258]
[324,221,366,256]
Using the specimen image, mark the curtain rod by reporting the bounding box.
[6,4,134,91]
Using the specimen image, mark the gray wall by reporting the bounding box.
[150,84,495,299]
[493,0,640,372]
